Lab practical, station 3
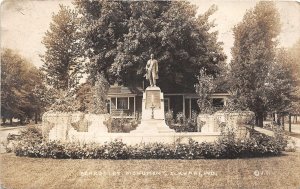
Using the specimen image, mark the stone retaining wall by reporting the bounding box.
[42,111,254,144]
[42,112,108,142]
[42,112,221,144]
[197,111,254,138]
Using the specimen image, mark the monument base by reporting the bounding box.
[130,86,175,133]
[130,119,175,133]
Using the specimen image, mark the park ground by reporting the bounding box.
[1,123,300,188]
[1,152,300,189]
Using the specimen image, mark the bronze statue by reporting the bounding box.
[145,54,158,87]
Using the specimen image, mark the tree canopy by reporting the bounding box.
[287,39,300,114]
[41,5,83,90]
[228,2,295,126]
[1,49,43,124]
[74,0,225,92]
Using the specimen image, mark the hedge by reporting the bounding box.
[10,126,288,159]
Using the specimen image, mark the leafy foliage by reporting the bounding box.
[87,74,109,114]
[41,5,83,90]
[1,49,44,124]
[167,111,202,132]
[266,48,297,112]
[287,39,300,114]
[195,68,217,114]
[165,110,174,126]
[5,125,43,153]
[104,116,138,133]
[12,129,287,159]
[74,1,225,91]
[45,73,109,113]
[48,90,80,112]
[74,74,109,113]
[75,82,93,112]
[228,2,294,126]
[18,125,44,144]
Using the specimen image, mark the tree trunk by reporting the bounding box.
[10,118,13,125]
[263,113,267,121]
[277,114,281,125]
[20,118,24,125]
[289,113,292,132]
[2,118,6,124]
[35,111,38,124]
[255,116,258,126]
[255,113,264,127]
[282,115,285,130]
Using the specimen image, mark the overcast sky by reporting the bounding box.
[1,0,300,68]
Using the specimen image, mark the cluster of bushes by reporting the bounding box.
[4,125,43,153]
[104,117,138,133]
[166,111,198,132]
[9,125,289,159]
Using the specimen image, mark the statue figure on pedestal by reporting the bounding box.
[145,54,158,87]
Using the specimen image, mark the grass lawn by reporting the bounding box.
[1,152,300,189]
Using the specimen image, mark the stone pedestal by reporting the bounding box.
[131,86,174,133]
[142,86,164,119]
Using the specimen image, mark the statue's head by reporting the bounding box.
[150,54,154,59]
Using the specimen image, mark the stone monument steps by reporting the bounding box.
[131,119,175,133]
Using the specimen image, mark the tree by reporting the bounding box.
[1,49,43,124]
[195,68,216,114]
[74,1,225,92]
[75,82,93,112]
[75,73,109,114]
[288,39,300,114]
[267,48,295,112]
[31,74,62,121]
[228,2,294,127]
[87,74,110,114]
[41,5,83,90]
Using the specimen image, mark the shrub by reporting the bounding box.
[9,123,289,159]
[5,125,43,155]
[12,130,289,159]
[19,125,43,144]
[216,129,239,158]
[165,110,174,126]
[168,112,197,132]
[104,116,138,133]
